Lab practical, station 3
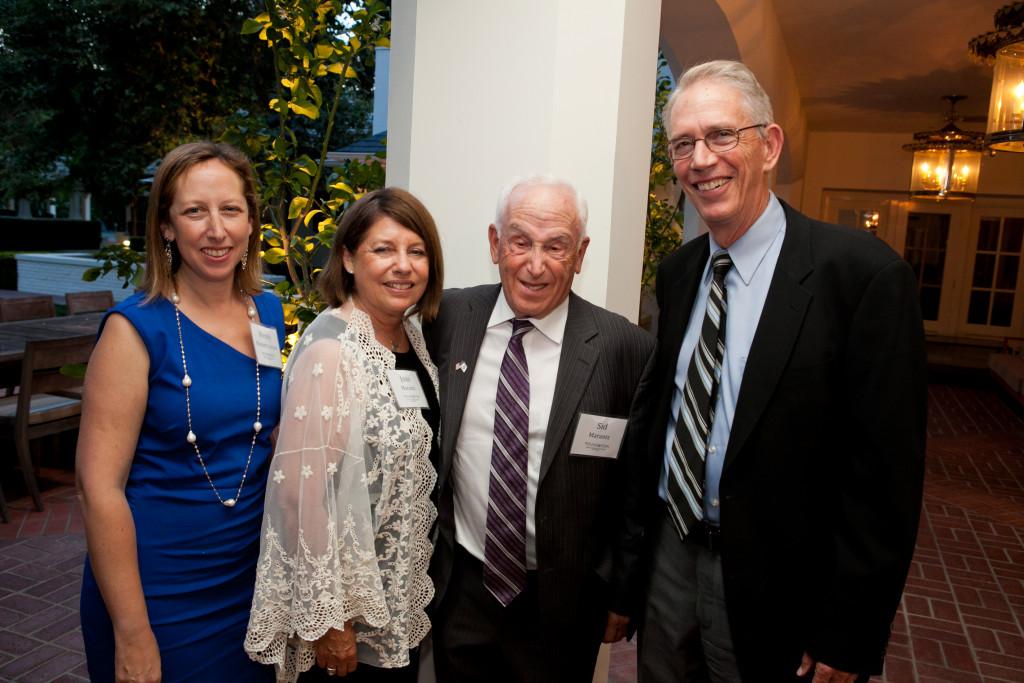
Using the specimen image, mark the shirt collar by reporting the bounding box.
[489,288,570,345]
[707,192,785,286]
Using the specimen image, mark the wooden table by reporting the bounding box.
[0,312,104,365]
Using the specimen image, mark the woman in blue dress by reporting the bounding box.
[77,141,283,682]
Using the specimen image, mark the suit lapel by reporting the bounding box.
[538,293,598,485]
[723,202,814,470]
[440,285,499,487]
[660,238,708,379]
[650,239,708,438]
[661,248,706,363]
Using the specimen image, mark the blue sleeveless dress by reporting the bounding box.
[80,291,284,682]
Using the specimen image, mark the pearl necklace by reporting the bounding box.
[171,291,262,508]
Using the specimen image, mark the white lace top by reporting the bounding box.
[245,306,438,681]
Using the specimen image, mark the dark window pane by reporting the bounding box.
[978,218,1000,251]
[973,254,996,288]
[905,225,924,250]
[922,251,946,285]
[967,290,991,324]
[906,214,950,313]
[920,286,942,321]
[907,213,949,249]
[1003,218,1024,253]
[837,209,856,229]
[926,222,949,250]
[904,250,922,273]
[991,292,1014,327]
[997,255,1020,290]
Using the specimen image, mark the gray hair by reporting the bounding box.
[662,60,775,134]
[493,175,589,240]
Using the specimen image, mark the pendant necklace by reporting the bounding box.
[171,290,262,508]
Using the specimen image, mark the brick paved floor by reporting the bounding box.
[0,478,87,682]
[607,380,1024,683]
[0,381,1021,682]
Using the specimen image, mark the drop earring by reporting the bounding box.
[164,240,174,274]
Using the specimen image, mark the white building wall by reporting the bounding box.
[387,0,662,322]
[16,253,134,302]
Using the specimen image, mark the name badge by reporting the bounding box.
[387,369,429,409]
[250,322,283,369]
[569,414,628,459]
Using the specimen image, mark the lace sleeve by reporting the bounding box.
[245,320,389,680]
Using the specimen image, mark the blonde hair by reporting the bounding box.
[141,141,262,301]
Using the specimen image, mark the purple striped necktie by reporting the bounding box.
[483,318,533,606]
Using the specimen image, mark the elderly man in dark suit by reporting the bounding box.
[613,61,926,682]
[426,177,654,681]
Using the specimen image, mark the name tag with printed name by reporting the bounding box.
[250,322,283,369]
[570,414,628,459]
[388,369,429,409]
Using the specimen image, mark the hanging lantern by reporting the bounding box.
[969,2,1024,152]
[902,96,985,200]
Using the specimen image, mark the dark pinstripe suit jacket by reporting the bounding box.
[424,285,655,645]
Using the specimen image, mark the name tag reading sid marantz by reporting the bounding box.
[569,414,628,459]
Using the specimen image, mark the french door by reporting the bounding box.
[824,192,1024,341]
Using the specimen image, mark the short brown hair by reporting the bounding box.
[319,187,444,322]
[141,141,262,300]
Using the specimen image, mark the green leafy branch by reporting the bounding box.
[643,55,683,294]
[226,0,389,335]
[82,242,146,290]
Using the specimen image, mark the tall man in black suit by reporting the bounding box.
[613,61,926,682]
[426,177,655,681]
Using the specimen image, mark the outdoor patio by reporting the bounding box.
[0,376,1021,682]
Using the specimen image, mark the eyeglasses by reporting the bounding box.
[667,124,767,162]
[501,233,576,261]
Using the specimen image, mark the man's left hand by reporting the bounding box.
[602,611,629,643]
[797,652,857,683]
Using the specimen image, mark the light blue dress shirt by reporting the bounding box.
[659,194,786,525]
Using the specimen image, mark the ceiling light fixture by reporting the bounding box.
[969,1,1024,152]
[902,96,985,201]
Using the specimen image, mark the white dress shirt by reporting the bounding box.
[659,193,786,525]
[453,290,569,568]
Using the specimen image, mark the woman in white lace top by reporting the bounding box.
[245,188,444,682]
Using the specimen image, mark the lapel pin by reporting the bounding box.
[455,361,468,373]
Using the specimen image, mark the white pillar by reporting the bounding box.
[69,191,83,219]
[372,47,390,135]
[388,0,662,322]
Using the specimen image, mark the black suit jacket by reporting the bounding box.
[426,285,655,647]
[617,201,926,680]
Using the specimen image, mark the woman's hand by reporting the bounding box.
[114,626,161,682]
[315,623,358,677]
